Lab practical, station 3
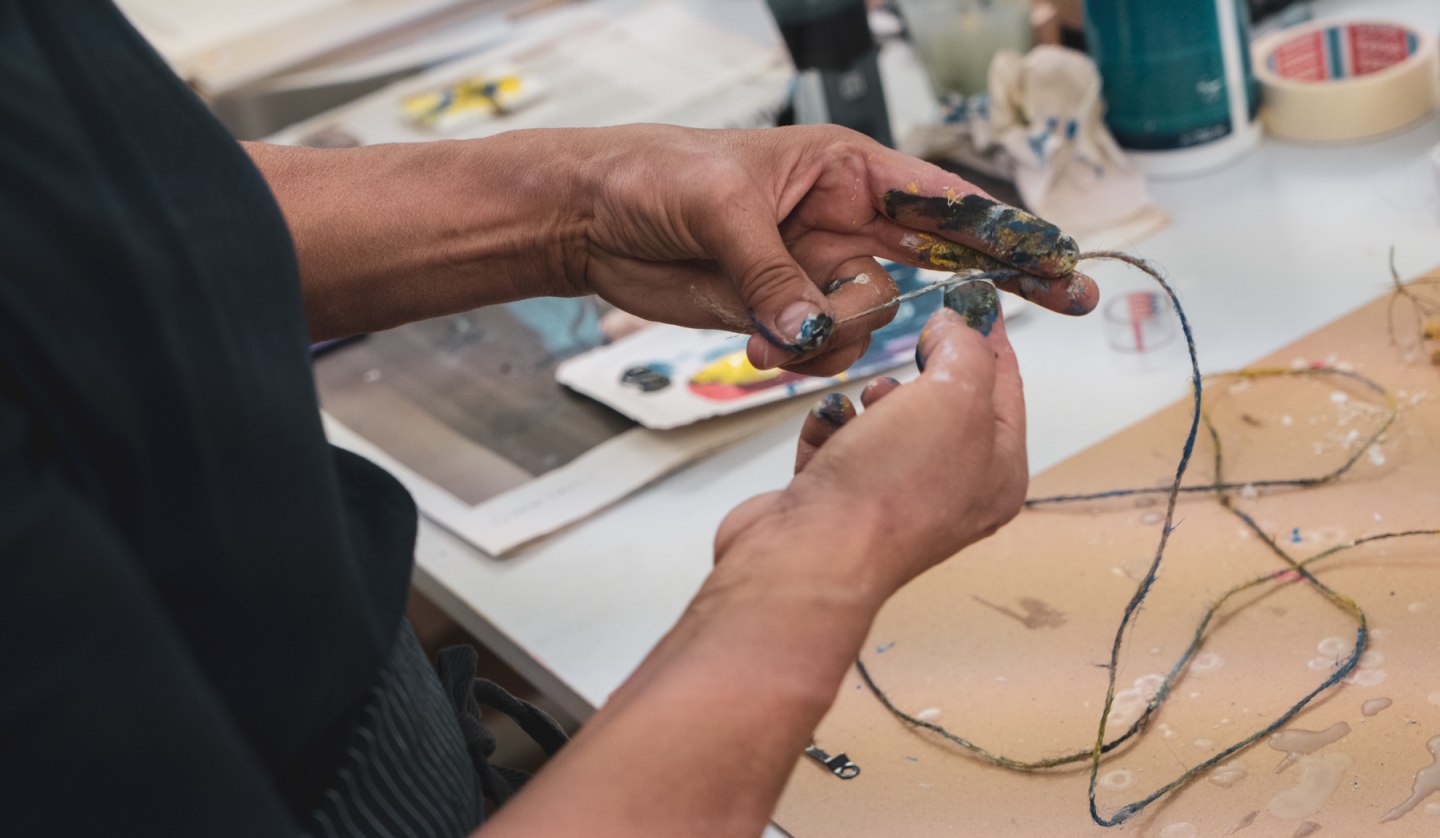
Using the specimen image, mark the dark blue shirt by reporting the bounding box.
[0,1,416,832]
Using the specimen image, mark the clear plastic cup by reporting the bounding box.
[1104,291,1176,353]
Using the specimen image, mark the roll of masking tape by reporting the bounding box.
[1252,20,1440,143]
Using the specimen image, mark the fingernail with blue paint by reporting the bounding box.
[811,392,853,428]
[944,279,1001,336]
[752,301,834,355]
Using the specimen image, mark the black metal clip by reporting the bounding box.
[804,743,860,779]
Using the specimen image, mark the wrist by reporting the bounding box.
[708,489,898,617]
[435,131,594,300]
[250,135,598,337]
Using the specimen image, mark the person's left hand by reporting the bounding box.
[711,279,1029,599]
[561,123,1099,377]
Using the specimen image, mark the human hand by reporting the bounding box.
[479,289,1022,838]
[565,124,1097,377]
[713,279,1027,599]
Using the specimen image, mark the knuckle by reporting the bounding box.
[739,257,803,302]
[817,124,872,154]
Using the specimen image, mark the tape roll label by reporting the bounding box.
[1267,23,1421,83]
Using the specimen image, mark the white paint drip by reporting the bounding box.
[1380,735,1440,823]
[1117,556,1151,581]
[1344,668,1388,688]
[1209,762,1248,788]
[1133,674,1164,695]
[1108,674,1165,727]
[1266,752,1352,819]
[1317,637,1349,656]
[1192,651,1226,674]
[915,707,942,722]
[1330,391,1349,404]
[1270,722,1351,773]
[1429,691,1440,706]
[1368,443,1387,466]
[1362,697,1393,717]
[1271,722,1352,753]
[1099,769,1134,791]
[1410,602,1428,613]
[1223,810,1259,835]
[1159,823,1198,838]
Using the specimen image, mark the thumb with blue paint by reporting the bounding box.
[692,195,836,370]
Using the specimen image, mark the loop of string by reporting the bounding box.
[851,251,1440,827]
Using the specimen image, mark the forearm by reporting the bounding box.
[480,506,892,836]
[245,133,592,341]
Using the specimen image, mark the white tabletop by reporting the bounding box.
[412,0,1440,734]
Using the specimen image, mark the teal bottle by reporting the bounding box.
[1083,0,1261,175]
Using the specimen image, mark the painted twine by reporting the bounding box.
[850,251,1440,827]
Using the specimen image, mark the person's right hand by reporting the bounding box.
[713,279,1027,600]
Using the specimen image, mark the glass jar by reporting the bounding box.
[896,0,1034,96]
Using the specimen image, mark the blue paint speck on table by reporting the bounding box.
[876,641,896,654]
